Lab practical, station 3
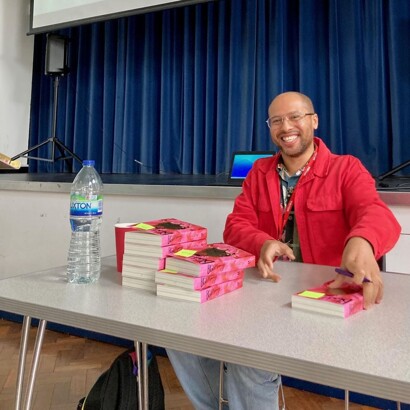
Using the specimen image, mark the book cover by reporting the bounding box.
[291,280,364,318]
[122,254,166,270]
[155,269,244,290]
[124,236,207,258]
[123,218,207,246]
[156,277,243,303]
[165,243,255,276]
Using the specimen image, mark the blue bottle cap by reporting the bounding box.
[83,160,95,166]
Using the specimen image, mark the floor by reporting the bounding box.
[0,318,379,409]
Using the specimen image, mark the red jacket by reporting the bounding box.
[223,138,401,266]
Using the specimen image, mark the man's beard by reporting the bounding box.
[279,139,311,158]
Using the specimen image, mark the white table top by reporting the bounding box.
[0,256,409,403]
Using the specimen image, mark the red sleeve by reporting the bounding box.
[223,163,279,260]
[341,158,401,260]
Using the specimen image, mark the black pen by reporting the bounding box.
[335,268,372,283]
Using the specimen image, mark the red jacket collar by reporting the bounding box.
[259,137,331,179]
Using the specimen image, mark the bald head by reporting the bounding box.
[266,91,318,172]
[268,92,315,116]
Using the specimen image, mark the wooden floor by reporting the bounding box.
[0,318,379,410]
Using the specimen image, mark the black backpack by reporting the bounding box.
[77,347,165,410]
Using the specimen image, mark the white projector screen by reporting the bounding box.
[29,0,214,34]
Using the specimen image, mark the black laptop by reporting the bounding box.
[228,151,275,185]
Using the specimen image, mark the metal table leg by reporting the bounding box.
[345,389,349,410]
[24,319,47,410]
[135,341,149,410]
[15,316,31,410]
[135,341,143,410]
[142,343,148,410]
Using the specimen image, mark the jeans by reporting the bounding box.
[166,348,281,410]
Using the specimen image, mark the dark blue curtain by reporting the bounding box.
[28,0,410,177]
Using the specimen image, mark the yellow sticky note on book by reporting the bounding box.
[298,290,325,299]
[134,223,155,230]
[174,249,197,257]
[160,269,178,274]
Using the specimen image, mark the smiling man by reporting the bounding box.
[268,93,317,168]
[167,91,401,410]
[224,91,400,307]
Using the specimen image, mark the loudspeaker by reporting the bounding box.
[45,34,69,75]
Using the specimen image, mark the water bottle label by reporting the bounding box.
[70,194,103,216]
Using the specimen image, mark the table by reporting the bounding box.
[1,257,409,408]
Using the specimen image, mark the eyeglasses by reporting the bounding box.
[266,112,315,129]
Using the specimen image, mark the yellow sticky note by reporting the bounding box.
[161,269,178,274]
[298,290,325,299]
[174,249,197,257]
[134,223,155,230]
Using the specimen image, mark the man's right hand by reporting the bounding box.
[257,239,295,281]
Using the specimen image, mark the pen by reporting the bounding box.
[335,268,372,283]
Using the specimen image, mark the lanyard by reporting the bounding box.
[277,148,317,239]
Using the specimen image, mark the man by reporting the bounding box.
[167,91,401,409]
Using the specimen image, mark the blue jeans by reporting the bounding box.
[166,348,281,409]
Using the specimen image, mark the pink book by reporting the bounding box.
[291,280,364,318]
[155,269,245,290]
[124,218,207,246]
[156,277,243,303]
[165,242,255,276]
[124,236,207,258]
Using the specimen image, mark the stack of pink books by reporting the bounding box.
[121,218,207,292]
[156,242,255,303]
[291,281,364,318]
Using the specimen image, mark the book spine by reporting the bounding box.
[343,299,364,318]
[200,278,243,303]
[195,270,244,290]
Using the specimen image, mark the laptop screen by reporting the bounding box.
[229,151,275,183]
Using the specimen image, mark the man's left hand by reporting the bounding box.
[328,237,383,310]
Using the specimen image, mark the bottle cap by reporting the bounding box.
[83,160,95,166]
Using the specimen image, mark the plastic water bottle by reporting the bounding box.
[67,160,103,284]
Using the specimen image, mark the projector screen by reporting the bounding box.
[29,0,214,34]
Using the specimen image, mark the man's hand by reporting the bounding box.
[257,239,295,281]
[329,237,383,309]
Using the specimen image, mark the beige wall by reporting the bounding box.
[0,189,234,279]
[0,0,33,165]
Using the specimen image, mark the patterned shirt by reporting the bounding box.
[277,162,303,262]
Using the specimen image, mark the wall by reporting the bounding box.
[0,189,234,279]
[384,205,410,275]
[2,184,410,279]
[0,0,33,166]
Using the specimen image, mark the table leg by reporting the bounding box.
[134,341,149,410]
[24,319,47,410]
[15,316,31,410]
[344,389,349,410]
[142,343,149,410]
[134,340,144,409]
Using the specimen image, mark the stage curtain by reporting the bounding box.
[28,0,410,176]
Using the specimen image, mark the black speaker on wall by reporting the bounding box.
[45,33,69,75]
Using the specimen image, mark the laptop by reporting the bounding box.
[228,151,275,185]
